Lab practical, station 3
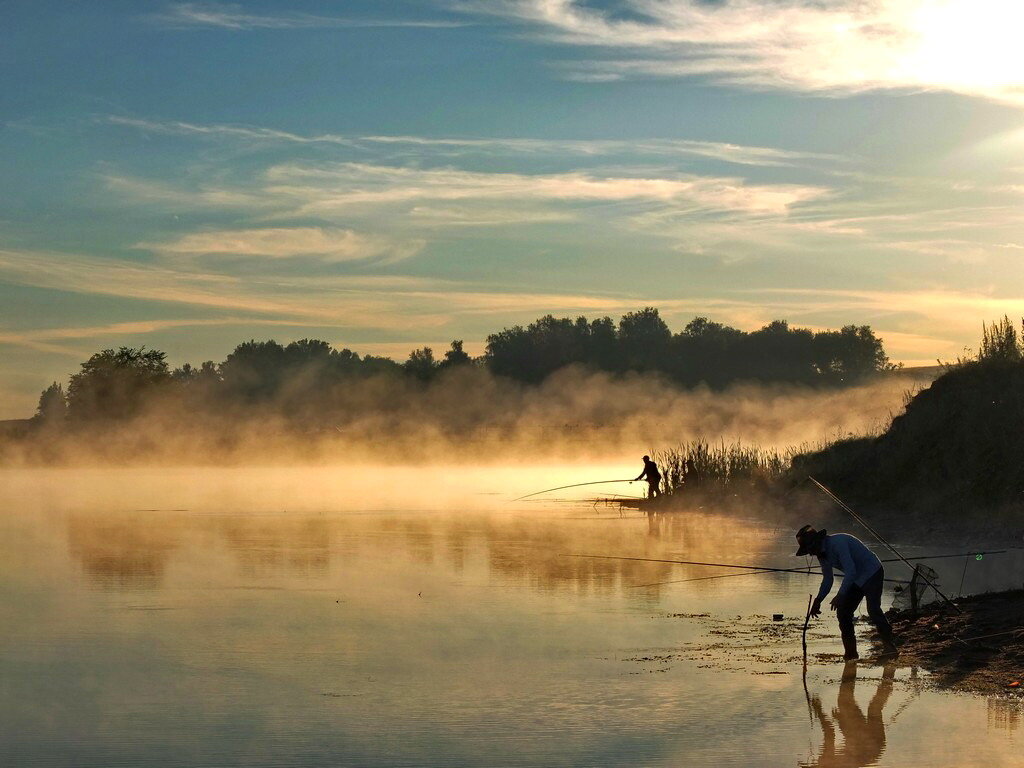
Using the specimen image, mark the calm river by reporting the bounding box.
[2,466,1022,767]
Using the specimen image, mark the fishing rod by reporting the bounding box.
[513,479,637,502]
[881,550,1005,563]
[808,477,962,613]
[574,549,999,584]
[630,573,913,589]
[630,567,819,588]
[570,553,826,575]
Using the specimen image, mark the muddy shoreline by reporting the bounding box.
[888,590,1024,696]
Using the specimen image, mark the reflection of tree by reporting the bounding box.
[802,662,896,768]
[67,515,179,590]
[64,509,771,598]
[217,518,330,578]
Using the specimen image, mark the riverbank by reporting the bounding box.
[889,590,1024,696]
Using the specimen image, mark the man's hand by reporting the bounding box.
[829,594,843,612]
[810,599,822,618]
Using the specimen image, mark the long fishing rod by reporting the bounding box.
[630,568,913,589]
[574,549,999,587]
[513,479,637,502]
[880,550,1005,563]
[630,567,819,588]
[807,476,962,613]
[570,553,825,575]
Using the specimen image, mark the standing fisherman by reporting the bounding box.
[795,525,899,660]
[635,455,662,499]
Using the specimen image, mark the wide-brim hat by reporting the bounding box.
[795,525,827,556]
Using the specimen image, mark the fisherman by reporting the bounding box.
[635,455,662,499]
[795,525,898,660]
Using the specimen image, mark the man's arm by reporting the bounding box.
[812,561,833,614]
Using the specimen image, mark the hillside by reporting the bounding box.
[794,358,1024,515]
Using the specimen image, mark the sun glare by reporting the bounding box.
[902,0,1024,96]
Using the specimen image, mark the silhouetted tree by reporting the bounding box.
[486,310,889,386]
[584,316,618,371]
[66,347,170,420]
[671,317,744,385]
[359,354,402,376]
[404,347,437,380]
[486,314,601,383]
[28,310,893,436]
[172,361,221,407]
[813,325,891,382]
[743,320,816,383]
[219,340,287,401]
[440,340,472,369]
[618,307,671,372]
[35,382,67,424]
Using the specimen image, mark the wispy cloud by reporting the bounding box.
[0,248,837,337]
[0,319,272,356]
[458,0,1024,105]
[0,248,689,330]
[107,116,840,167]
[156,3,466,30]
[100,116,1024,265]
[139,227,424,265]
[264,162,826,216]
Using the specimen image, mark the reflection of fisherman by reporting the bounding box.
[635,455,662,499]
[796,525,898,660]
[801,661,896,768]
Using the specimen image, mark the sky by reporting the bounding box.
[2,0,1024,417]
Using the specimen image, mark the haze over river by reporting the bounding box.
[3,466,1022,767]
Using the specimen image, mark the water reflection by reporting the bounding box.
[218,517,331,578]
[803,662,896,768]
[67,513,180,589]
[63,508,776,597]
[5,468,1023,768]
[987,697,1024,732]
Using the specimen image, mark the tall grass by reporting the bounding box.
[655,439,819,495]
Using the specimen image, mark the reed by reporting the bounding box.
[655,439,815,495]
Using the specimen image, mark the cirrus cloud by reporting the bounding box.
[138,227,424,264]
[458,0,1024,105]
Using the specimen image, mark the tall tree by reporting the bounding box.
[66,347,170,420]
[35,382,67,424]
[618,307,671,372]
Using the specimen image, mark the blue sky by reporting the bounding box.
[3,0,1024,416]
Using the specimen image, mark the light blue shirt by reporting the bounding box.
[815,533,882,602]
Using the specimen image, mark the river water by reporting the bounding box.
[2,466,1022,767]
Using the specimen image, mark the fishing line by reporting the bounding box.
[513,479,638,502]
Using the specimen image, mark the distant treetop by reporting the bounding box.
[38,309,894,424]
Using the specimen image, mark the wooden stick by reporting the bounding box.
[803,593,813,664]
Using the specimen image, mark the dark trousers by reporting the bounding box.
[647,479,661,498]
[837,567,894,657]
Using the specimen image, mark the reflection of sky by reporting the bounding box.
[3,467,1024,766]
[5,2,1024,415]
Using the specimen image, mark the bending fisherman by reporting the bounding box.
[795,525,898,660]
[635,455,662,499]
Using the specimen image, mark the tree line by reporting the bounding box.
[31,308,892,425]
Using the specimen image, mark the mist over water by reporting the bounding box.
[6,369,921,465]
[3,465,1023,767]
